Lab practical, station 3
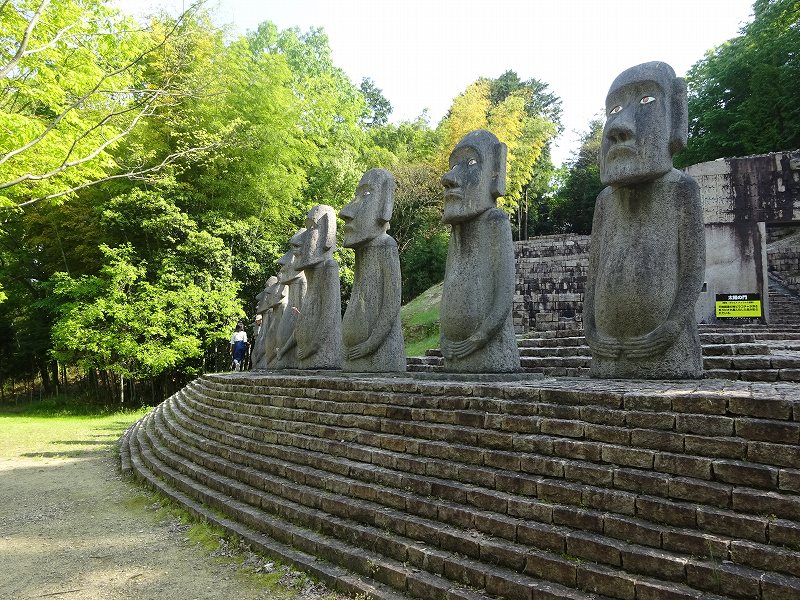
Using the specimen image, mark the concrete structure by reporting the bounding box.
[688,151,800,323]
[439,130,520,373]
[586,62,705,379]
[340,169,406,372]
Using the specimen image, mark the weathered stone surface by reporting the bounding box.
[586,62,705,379]
[439,130,520,373]
[294,205,342,370]
[274,230,307,369]
[340,168,405,372]
[252,275,278,369]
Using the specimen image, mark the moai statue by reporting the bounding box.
[251,276,278,370]
[439,129,520,373]
[293,205,343,370]
[274,229,307,369]
[340,168,406,372]
[585,61,705,379]
[264,282,287,369]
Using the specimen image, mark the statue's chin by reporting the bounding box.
[601,164,672,187]
[442,204,491,225]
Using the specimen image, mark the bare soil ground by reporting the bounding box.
[0,411,338,600]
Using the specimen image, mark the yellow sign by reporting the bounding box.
[715,299,762,318]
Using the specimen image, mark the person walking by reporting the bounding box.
[229,322,248,371]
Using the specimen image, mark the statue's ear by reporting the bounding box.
[669,77,688,155]
[322,211,336,251]
[491,141,508,199]
[380,174,396,223]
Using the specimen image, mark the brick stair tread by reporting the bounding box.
[122,373,800,600]
[189,380,800,473]
[138,409,608,600]
[139,399,800,600]
[168,391,800,566]
[198,374,800,422]
[124,418,409,600]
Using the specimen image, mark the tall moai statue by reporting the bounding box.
[340,168,406,372]
[585,61,706,379]
[252,275,278,370]
[294,205,343,370]
[264,280,287,369]
[439,130,520,373]
[275,229,307,369]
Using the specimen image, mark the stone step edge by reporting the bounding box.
[143,406,749,600]
[166,395,800,571]
[122,417,410,600]
[197,375,800,423]
[184,386,800,486]
[178,390,800,528]
[134,410,604,600]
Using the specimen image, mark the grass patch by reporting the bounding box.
[401,281,442,357]
[0,406,151,459]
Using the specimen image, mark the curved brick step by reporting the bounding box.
[158,392,800,590]
[145,396,790,600]
[136,405,606,600]
[123,373,800,599]
[182,381,800,541]
[124,415,409,600]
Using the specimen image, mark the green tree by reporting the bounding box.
[437,73,559,214]
[546,118,604,235]
[359,77,392,128]
[0,0,209,209]
[678,0,800,166]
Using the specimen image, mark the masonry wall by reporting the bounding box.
[513,234,589,334]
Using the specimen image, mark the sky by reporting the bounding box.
[117,0,755,165]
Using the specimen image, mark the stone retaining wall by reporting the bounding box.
[769,245,800,295]
[514,234,590,334]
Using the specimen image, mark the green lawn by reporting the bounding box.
[401,281,442,357]
[0,403,151,459]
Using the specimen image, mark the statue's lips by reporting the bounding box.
[605,144,636,161]
[443,188,463,200]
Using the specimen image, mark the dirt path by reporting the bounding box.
[0,413,333,600]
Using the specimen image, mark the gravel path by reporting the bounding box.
[0,415,334,600]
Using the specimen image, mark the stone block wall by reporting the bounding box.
[514,234,590,334]
[769,243,800,295]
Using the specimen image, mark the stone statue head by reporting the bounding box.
[256,275,278,313]
[277,229,305,284]
[600,61,688,187]
[340,168,395,248]
[441,129,507,224]
[295,205,337,269]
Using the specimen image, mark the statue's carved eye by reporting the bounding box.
[609,105,622,115]
[468,159,477,166]
[363,190,371,196]
[640,96,655,104]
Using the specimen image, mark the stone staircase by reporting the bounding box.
[408,325,800,382]
[121,372,800,600]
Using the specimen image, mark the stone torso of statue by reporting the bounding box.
[439,130,520,373]
[586,62,705,379]
[252,276,278,370]
[274,229,307,370]
[293,205,343,370]
[265,286,286,369]
[340,168,405,372]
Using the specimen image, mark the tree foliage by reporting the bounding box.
[544,118,604,235]
[437,72,560,214]
[678,0,800,165]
